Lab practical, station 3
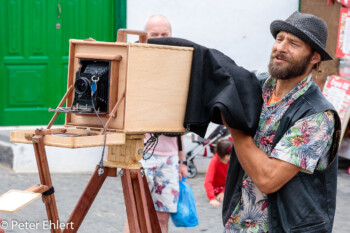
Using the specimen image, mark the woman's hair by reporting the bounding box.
[215,139,233,159]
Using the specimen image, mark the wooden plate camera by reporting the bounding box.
[6,29,194,233]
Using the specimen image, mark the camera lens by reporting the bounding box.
[74,77,90,95]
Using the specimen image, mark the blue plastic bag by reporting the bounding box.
[170,177,199,227]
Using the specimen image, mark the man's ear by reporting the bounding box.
[310,52,321,65]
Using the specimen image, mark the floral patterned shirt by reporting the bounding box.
[225,74,335,233]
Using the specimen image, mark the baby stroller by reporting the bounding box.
[186,125,230,178]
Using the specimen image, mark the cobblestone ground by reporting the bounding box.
[0,164,349,233]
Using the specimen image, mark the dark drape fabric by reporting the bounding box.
[148,37,263,137]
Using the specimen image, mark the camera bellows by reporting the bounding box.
[72,59,110,113]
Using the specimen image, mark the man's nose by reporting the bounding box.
[276,40,287,52]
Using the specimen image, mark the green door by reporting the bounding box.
[0,0,126,126]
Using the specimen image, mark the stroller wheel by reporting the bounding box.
[187,160,197,178]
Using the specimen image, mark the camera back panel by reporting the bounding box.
[65,39,193,133]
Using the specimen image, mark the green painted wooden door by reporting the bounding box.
[0,0,125,126]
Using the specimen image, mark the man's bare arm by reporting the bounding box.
[222,115,300,194]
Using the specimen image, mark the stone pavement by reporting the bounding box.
[0,164,349,233]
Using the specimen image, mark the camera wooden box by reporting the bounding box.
[65,39,193,133]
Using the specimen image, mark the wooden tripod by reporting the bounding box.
[30,130,161,233]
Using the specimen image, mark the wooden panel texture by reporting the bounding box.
[125,43,193,133]
[10,129,125,148]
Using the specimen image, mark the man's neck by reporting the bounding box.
[274,73,309,98]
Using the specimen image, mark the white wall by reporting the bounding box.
[127,0,299,71]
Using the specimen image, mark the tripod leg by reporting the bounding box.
[142,171,161,233]
[130,169,153,232]
[121,169,141,232]
[121,169,161,233]
[63,166,113,233]
[32,136,61,233]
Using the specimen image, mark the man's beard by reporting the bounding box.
[268,51,313,80]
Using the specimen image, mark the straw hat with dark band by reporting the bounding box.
[270,11,333,61]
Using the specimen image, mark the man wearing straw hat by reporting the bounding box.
[222,12,341,233]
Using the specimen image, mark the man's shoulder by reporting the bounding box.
[300,81,336,113]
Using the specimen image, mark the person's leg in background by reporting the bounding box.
[156,211,170,232]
